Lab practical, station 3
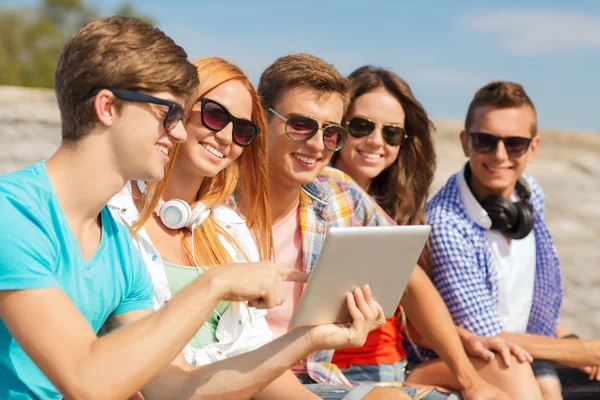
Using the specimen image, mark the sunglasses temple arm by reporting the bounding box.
[268,108,287,122]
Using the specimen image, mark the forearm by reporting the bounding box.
[401,266,481,391]
[148,327,317,400]
[85,273,224,399]
[499,331,600,367]
[252,369,319,400]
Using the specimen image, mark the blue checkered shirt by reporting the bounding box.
[407,171,562,362]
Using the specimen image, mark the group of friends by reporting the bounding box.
[1,16,599,400]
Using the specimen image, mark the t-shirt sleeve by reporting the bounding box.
[113,246,154,315]
[0,196,59,290]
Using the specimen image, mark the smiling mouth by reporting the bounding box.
[292,153,319,165]
[155,144,169,156]
[201,143,225,159]
[358,150,382,160]
[484,165,512,173]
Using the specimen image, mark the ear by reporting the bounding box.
[459,130,470,157]
[527,135,541,164]
[93,89,118,127]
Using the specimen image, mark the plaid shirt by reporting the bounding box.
[409,170,562,362]
[299,167,394,385]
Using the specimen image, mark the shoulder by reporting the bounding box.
[427,175,476,241]
[427,174,463,222]
[0,163,57,239]
[315,167,369,200]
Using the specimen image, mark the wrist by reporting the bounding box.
[454,366,482,392]
[200,266,231,302]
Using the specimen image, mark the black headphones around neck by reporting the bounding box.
[464,164,535,240]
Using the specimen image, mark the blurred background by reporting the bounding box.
[0,0,599,336]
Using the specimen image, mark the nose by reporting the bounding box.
[493,139,509,160]
[365,125,385,146]
[169,120,187,143]
[305,128,325,152]
[214,122,234,146]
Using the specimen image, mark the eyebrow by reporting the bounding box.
[352,114,404,126]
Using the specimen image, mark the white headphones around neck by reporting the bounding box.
[136,181,211,232]
[155,198,210,231]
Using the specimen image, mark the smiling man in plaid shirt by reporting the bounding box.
[423,81,600,399]
[255,53,532,400]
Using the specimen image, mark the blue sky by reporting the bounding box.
[2,0,600,132]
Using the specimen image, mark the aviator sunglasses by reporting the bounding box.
[269,108,348,152]
[346,116,408,147]
[468,132,533,158]
[87,88,185,131]
[198,98,260,147]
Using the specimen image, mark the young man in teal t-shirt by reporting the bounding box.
[0,17,385,399]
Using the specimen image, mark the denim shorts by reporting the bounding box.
[298,375,377,400]
[531,360,600,399]
[298,366,460,400]
[339,359,408,383]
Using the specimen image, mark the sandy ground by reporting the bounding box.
[1,86,599,337]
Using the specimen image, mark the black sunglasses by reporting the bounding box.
[469,132,533,158]
[197,98,260,147]
[346,116,408,147]
[269,108,348,152]
[87,88,185,131]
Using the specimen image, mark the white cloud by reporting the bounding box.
[459,10,600,54]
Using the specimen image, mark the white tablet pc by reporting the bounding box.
[289,225,431,328]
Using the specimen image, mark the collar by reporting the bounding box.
[457,166,493,229]
[107,181,140,227]
[457,165,533,230]
[301,180,330,206]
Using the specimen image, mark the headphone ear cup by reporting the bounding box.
[157,199,192,230]
[505,202,535,240]
[480,196,519,232]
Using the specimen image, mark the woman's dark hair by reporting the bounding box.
[334,66,436,274]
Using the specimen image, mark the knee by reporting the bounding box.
[364,387,411,400]
[537,376,562,400]
[477,355,543,399]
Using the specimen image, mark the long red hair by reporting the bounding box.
[131,57,273,266]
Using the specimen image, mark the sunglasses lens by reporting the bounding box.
[323,125,348,151]
[286,115,319,141]
[202,101,229,130]
[504,137,531,157]
[471,132,498,153]
[382,126,407,146]
[233,119,259,146]
[348,117,375,138]
[165,106,185,130]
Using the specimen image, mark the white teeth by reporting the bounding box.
[359,151,381,160]
[294,154,318,164]
[487,166,507,172]
[155,144,168,156]
[201,143,224,158]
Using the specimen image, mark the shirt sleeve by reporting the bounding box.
[113,247,154,315]
[429,219,503,336]
[0,196,58,290]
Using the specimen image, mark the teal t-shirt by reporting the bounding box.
[0,162,154,399]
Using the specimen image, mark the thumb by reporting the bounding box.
[280,269,309,283]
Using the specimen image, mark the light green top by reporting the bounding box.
[163,260,230,349]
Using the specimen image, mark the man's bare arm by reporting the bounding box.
[499,331,600,368]
[0,263,300,400]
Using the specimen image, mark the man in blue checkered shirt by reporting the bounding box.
[421,81,600,399]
